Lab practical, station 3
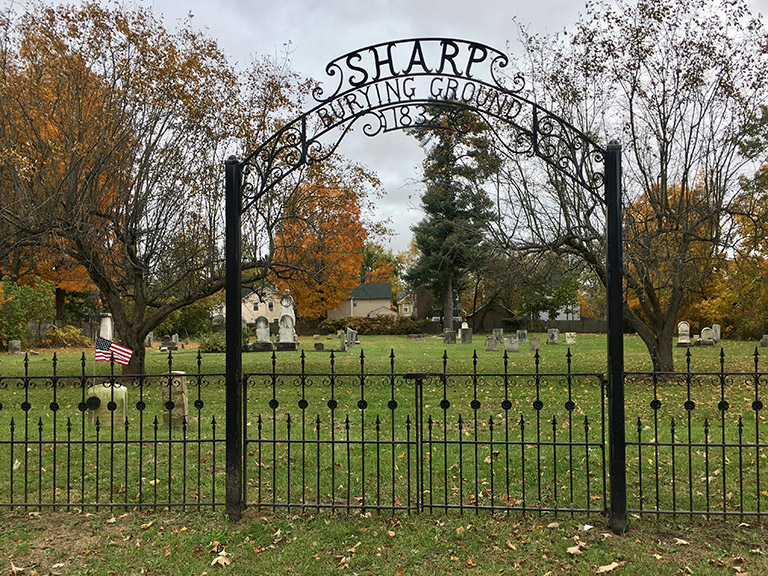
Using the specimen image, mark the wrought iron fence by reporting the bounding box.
[1,346,767,520]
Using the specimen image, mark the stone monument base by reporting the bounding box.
[276,342,298,351]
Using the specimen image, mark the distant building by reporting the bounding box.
[241,286,281,325]
[396,292,417,317]
[326,283,396,319]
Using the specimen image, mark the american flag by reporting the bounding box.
[95,337,133,366]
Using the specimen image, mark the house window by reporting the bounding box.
[353,302,357,307]
[253,303,259,311]
[403,305,409,313]
[268,302,274,311]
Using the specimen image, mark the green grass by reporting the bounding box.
[2,334,768,574]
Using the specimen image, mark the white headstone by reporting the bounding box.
[99,313,113,341]
[517,330,527,343]
[712,324,721,343]
[492,328,504,343]
[504,337,520,353]
[255,316,271,343]
[565,332,576,345]
[529,337,540,351]
[484,336,497,351]
[700,326,714,345]
[677,321,691,347]
[546,328,560,345]
[8,340,21,355]
[87,383,127,427]
[761,335,768,348]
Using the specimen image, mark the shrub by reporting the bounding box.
[319,316,422,335]
[46,325,92,348]
[198,332,226,353]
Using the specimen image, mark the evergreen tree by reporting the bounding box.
[406,105,500,331]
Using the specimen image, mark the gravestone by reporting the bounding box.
[8,340,21,355]
[314,342,325,352]
[484,336,497,352]
[252,316,273,351]
[517,330,527,343]
[162,371,189,429]
[86,383,127,427]
[677,321,691,347]
[444,330,456,345]
[346,327,359,345]
[160,335,178,352]
[700,327,715,346]
[171,333,179,347]
[276,291,298,350]
[338,330,348,352]
[460,326,473,345]
[760,335,768,348]
[144,332,154,348]
[712,324,721,343]
[492,328,504,343]
[277,315,298,351]
[504,337,520,353]
[546,328,560,345]
[99,313,114,341]
[529,337,540,351]
[565,332,576,346]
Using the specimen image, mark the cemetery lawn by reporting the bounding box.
[3,334,768,574]
[2,508,768,575]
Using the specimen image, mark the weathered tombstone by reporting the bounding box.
[86,383,127,427]
[162,371,189,429]
[460,326,473,345]
[484,336,497,352]
[8,340,21,355]
[346,328,359,345]
[700,327,715,346]
[252,316,273,351]
[517,330,527,343]
[277,315,298,351]
[338,330,348,352]
[279,289,297,324]
[504,337,520,353]
[546,328,560,345]
[760,335,768,348]
[712,324,721,343]
[529,337,540,351]
[159,335,171,351]
[444,330,457,345]
[566,332,576,346]
[314,342,325,352]
[677,321,691,347]
[492,328,504,343]
[143,332,154,348]
[171,333,179,347]
[99,313,114,341]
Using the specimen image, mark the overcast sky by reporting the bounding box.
[7,0,768,252]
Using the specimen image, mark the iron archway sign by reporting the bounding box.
[224,38,624,530]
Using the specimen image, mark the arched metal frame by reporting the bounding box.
[224,38,625,530]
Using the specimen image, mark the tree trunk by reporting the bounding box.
[443,275,454,333]
[55,288,66,327]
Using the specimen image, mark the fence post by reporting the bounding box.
[225,155,243,521]
[605,140,626,532]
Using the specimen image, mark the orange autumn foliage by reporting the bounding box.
[270,181,367,321]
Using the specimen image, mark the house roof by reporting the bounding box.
[467,300,515,318]
[348,283,391,300]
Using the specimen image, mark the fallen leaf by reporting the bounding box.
[673,538,689,546]
[456,526,466,536]
[337,555,349,569]
[505,540,517,550]
[106,516,117,524]
[210,550,231,567]
[387,530,396,538]
[583,524,594,531]
[596,561,625,573]
[465,557,476,568]
[567,545,582,555]
[9,560,25,576]
[547,522,560,528]
[140,520,155,530]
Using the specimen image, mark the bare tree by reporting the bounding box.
[492,0,768,370]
